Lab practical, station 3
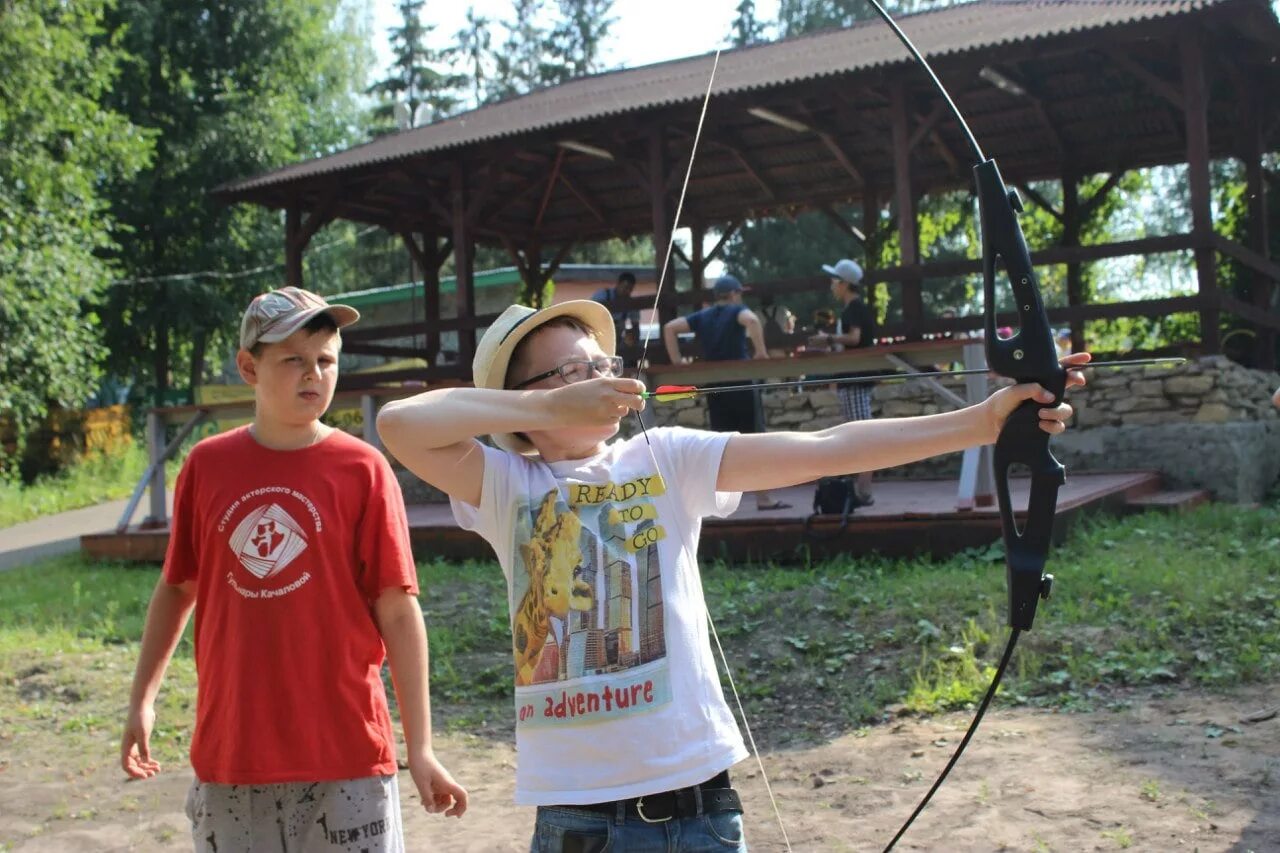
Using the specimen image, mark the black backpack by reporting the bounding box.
[804,476,859,539]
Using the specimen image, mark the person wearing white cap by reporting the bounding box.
[376,296,1090,851]
[122,286,467,852]
[812,259,878,506]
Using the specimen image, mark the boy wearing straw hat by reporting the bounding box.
[378,300,1087,852]
[121,287,467,852]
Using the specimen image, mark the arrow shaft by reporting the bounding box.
[644,357,1184,400]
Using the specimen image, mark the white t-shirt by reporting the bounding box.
[451,427,750,806]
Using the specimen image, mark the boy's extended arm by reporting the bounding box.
[377,379,645,505]
[121,577,197,779]
[717,367,1084,493]
[375,589,467,817]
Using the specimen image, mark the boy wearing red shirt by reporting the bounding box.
[120,287,466,851]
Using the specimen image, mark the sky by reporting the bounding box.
[367,0,781,80]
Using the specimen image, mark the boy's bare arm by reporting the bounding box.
[737,309,769,359]
[121,577,196,779]
[378,380,645,505]
[374,589,467,817]
[718,357,1088,493]
[663,316,690,365]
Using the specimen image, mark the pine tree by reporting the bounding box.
[729,0,766,47]
[368,0,464,130]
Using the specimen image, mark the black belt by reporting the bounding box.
[563,771,742,823]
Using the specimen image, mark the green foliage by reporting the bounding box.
[474,0,616,105]
[367,0,465,133]
[0,0,152,455]
[728,0,767,46]
[97,0,371,405]
[0,440,192,529]
[1,502,1276,746]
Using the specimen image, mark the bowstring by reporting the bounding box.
[631,49,794,853]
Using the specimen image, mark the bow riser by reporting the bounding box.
[976,158,1068,631]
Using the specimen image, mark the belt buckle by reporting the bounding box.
[635,795,673,824]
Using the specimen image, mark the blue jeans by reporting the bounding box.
[530,804,747,852]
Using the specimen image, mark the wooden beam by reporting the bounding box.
[451,163,476,365]
[1062,172,1084,354]
[706,219,741,260]
[1107,50,1184,110]
[709,133,779,201]
[690,222,706,291]
[908,101,948,151]
[557,171,616,233]
[649,126,676,326]
[1212,235,1280,282]
[1181,31,1219,353]
[466,161,509,222]
[796,104,866,187]
[1243,90,1276,369]
[543,240,576,283]
[285,205,303,287]
[861,233,1198,282]
[1219,294,1280,331]
[1018,183,1063,223]
[890,80,923,335]
[819,204,867,243]
[534,148,565,231]
[1080,172,1125,216]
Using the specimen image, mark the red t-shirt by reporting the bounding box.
[163,426,418,784]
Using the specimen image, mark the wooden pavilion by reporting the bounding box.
[214,0,1280,379]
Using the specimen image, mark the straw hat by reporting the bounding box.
[473,300,616,454]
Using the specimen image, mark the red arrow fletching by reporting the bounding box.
[651,384,699,402]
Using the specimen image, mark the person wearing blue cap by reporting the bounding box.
[811,258,878,506]
[663,274,790,510]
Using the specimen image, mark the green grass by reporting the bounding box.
[1,502,1277,756]
[0,444,178,529]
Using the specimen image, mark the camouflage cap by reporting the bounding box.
[239,287,359,350]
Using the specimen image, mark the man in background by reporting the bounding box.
[811,258,877,507]
[664,275,790,510]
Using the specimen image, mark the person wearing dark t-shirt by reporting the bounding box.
[663,274,790,511]
[809,258,877,506]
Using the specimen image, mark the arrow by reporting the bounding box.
[641,357,1185,403]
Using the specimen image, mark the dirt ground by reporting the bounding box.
[1,683,1275,852]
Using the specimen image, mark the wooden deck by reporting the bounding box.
[82,471,1164,564]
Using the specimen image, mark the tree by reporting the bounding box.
[729,0,768,47]
[545,0,615,84]
[96,0,370,406]
[0,0,151,461]
[455,6,494,109]
[368,0,465,132]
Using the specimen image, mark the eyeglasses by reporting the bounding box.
[512,356,626,389]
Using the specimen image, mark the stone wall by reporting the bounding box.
[646,356,1280,502]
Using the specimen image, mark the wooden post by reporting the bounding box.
[1181,32,1220,354]
[285,205,303,288]
[863,191,879,322]
[690,222,706,291]
[648,127,676,326]
[143,410,167,529]
[890,83,923,337]
[424,235,443,366]
[1062,172,1085,353]
[451,163,477,367]
[1244,92,1275,369]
